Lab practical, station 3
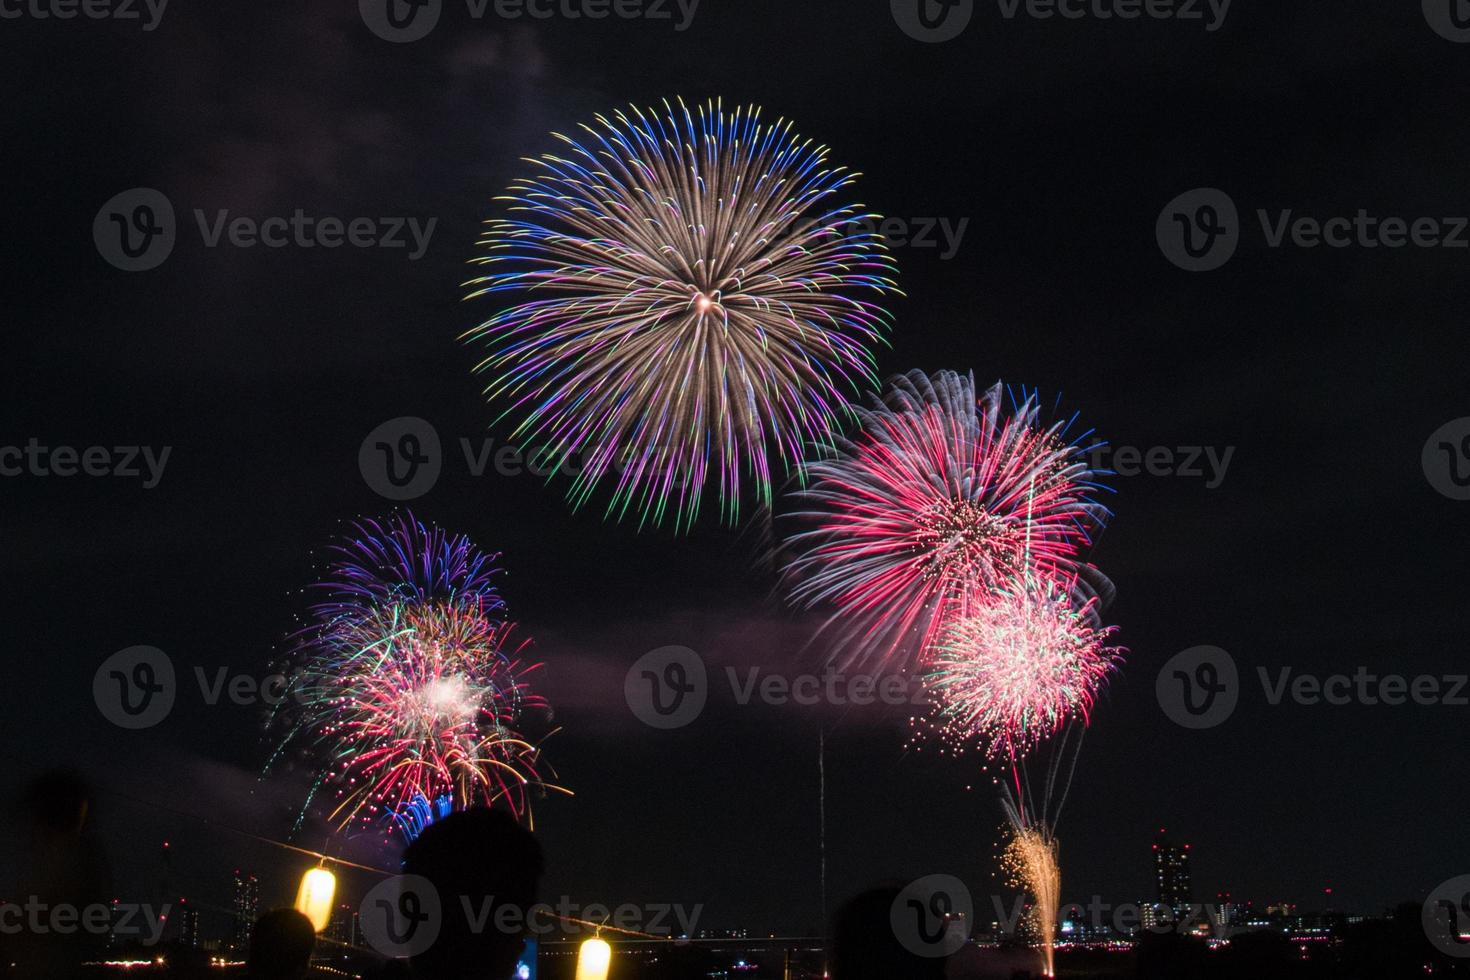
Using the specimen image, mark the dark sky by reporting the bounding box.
[4,0,1470,939]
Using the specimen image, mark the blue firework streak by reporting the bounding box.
[464,97,901,530]
[310,512,504,631]
[393,794,456,843]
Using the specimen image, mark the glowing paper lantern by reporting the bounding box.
[294,867,336,932]
[576,936,611,980]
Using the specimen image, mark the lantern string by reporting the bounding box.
[99,787,688,942]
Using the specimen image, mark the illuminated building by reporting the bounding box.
[1152,828,1192,916]
[178,901,200,947]
[232,871,259,952]
[326,904,362,949]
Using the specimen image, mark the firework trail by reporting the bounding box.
[464,97,900,530]
[269,515,564,836]
[1001,824,1062,978]
[782,369,1110,673]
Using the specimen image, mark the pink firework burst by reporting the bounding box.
[782,370,1111,672]
[919,579,1122,760]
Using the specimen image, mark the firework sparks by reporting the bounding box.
[272,516,564,835]
[782,370,1110,672]
[464,97,900,529]
[1001,824,1062,978]
[918,578,1122,761]
[289,601,556,832]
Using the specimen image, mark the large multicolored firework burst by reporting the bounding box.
[919,579,1122,761]
[270,515,563,835]
[294,603,553,831]
[464,97,900,530]
[782,370,1110,672]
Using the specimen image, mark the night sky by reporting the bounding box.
[4,0,1470,939]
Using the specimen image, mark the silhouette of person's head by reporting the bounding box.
[22,769,91,838]
[9,769,108,980]
[401,808,543,980]
[247,908,316,979]
[831,886,949,980]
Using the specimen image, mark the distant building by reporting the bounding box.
[1216,891,1247,927]
[1152,828,1192,916]
[326,904,362,949]
[232,871,259,952]
[178,901,201,947]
